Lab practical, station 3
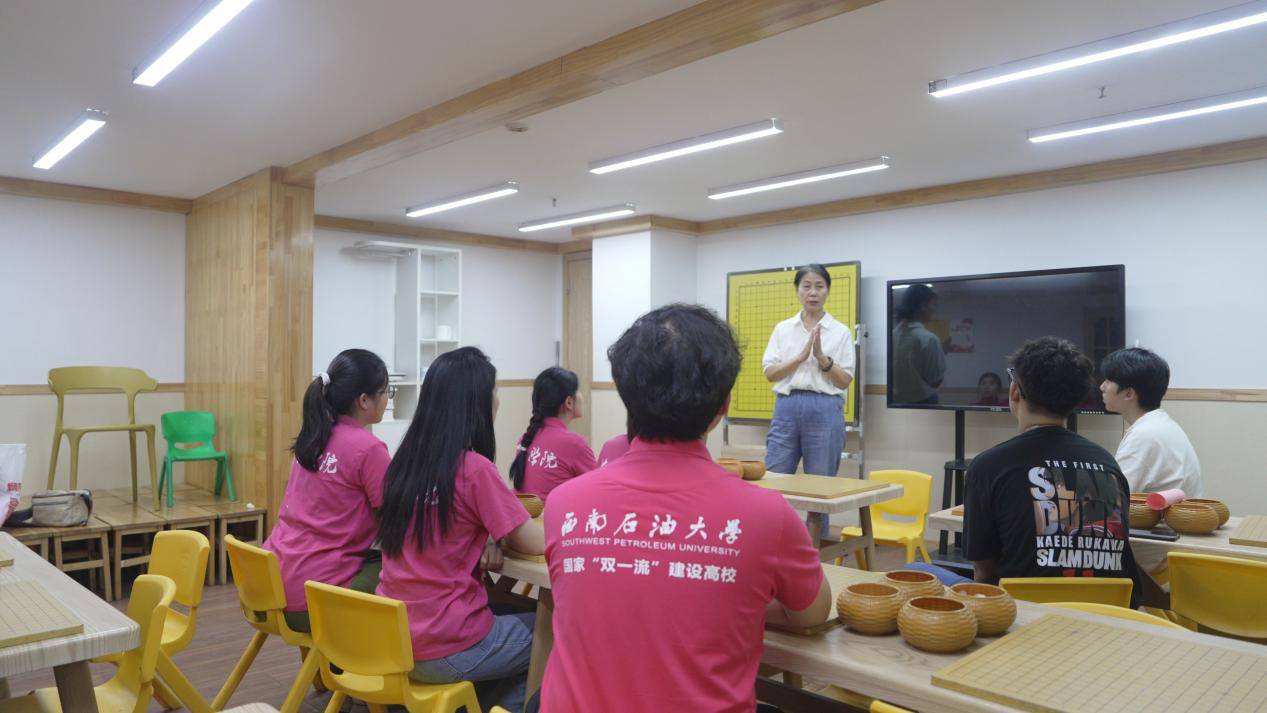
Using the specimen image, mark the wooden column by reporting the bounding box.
[185,167,313,524]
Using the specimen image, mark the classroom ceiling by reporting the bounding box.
[315,0,1267,241]
[0,0,696,198]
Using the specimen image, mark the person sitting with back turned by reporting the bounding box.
[962,337,1141,605]
[1100,347,1203,496]
[540,304,832,712]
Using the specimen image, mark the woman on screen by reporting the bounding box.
[761,264,856,539]
[892,284,946,405]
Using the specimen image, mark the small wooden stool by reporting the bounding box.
[93,501,167,601]
[153,502,216,585]
[1,524,57,560]
[52,516,113,599]
[198,500,268,585]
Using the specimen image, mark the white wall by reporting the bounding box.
[313,228,562,379]
[592,231,652,381]
[649,230,698,307]
[0,195,186,383]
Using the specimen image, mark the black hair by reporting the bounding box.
[978,372,1003,387]
[292,349,388,471]
[509,367,580,489]
[1008,337,1094,418]
[377,347,497,556]
[896,284,937,321]
[794,264,831,290]
[1102,347,1170,411]
[608,303,741,442]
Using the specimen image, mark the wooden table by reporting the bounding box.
[0,532,139,712]
[763,472,904,566]
[929,508,1267,563]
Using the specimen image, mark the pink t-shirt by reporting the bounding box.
[517,417,597,500]
[541,439,824,712]
[377,451,530,660]
[597,433,631,466]
[266,416,389,612]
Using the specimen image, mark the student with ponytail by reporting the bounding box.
[510,367,597,500]
[265,348,392,632]
[377,347,544,713]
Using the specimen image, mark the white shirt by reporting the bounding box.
[1116,409,1203,496]
[762,311,855,396]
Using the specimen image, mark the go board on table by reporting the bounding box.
[1228,515,1267,548]
[0,580,84,648]
[0,544,12,567]
[756,475,887,500]
[769,564,883,636]
[933,614,1267,712]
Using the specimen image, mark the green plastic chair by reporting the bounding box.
[158,411,235,507]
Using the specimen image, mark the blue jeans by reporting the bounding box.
[411,612,535,713]
[905,562,971,586]
[766,391,846,539]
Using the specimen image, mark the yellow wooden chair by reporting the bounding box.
[46,366,160,509]
[290,580,482,713]
[1046,601,1185,630]
[0,574,175,713]
[999,577,1133,607]
[1169,552,1267,641]
[213,536,319,712]
[839,470,933,569]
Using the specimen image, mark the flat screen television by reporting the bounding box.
[886,265,1124,413]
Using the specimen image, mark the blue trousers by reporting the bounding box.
[765,391,846,539]
[411,612,535,713]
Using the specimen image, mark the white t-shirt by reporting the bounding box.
[1115,409,1203,496]
[762,311,855,396]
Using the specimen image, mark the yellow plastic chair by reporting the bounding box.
[292,580,482,713]
[46,366,160,509]
[213,536,319,712]
[1169,552,1267,641]
[0,574,175,713]
[871,702,915,713]
[1046,601,1185,630]
[839,470,933,569]
[999,577,1133,607]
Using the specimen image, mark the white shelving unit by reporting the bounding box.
[344,240,461,452]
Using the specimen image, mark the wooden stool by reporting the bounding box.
[198,501,268,585]
[153,503,216,585]
[52,516,113,599]
[93,501,167,601]
[1,525,57,560]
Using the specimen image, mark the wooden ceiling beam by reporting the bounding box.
[0,175,192,214]
[314,214,559,253]
[281,0,884,186]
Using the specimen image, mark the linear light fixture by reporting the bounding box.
[406,182,519,218]
[589,119,782,174]
[32,110,108,170]
[133,0,255,86]
[1028,85,1267,143]
[518,204,636,232]
[929,0,1267,98]
[708,157,890,200]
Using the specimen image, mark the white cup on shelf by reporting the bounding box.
[436,325,453,340]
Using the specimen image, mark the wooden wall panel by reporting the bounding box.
[185,168,313,522]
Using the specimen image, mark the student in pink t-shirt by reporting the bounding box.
[540,304,832,713]
[509,367,597,500]
[265,348,392,632]
[596,421,632,466]
[377,347,544,713]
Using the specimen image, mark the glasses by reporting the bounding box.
[380,385,398,399]
[1006,367,1024,399]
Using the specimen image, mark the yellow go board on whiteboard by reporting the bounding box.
[726,262,860,424]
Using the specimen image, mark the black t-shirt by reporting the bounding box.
[963,425,1141,603]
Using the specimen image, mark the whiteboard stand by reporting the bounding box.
[723,324,867,478]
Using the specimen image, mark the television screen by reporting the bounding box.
[886,265,1124,413]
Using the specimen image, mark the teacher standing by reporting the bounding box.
[762,264,855,538]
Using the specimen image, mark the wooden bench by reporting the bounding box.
[0,524,59,560]
[150,501,217,585]
[196,500,268,585]
[93,500,168,601]
[51,515,113,599]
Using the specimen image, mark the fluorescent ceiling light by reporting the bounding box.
[32,110,108,170]
[133,0,255,86]
[518,204,636,232]
[406,182,519,218]
[708,157,889,200]
[589,119,782,174]
[929,0,1267,97]
[1028,85,1267,143]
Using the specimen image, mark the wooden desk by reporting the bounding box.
[763,472,904,566]
[0,532,139,713]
